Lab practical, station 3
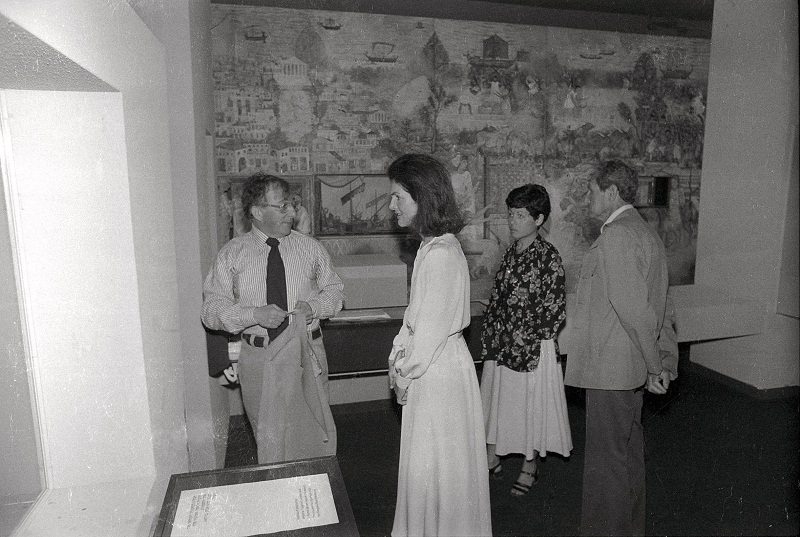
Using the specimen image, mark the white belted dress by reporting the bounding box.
[390,234,492,537]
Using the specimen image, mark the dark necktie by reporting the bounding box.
[266,237,288,342]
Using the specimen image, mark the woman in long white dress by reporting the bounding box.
[480,184,572,496]
[387,154,492,537]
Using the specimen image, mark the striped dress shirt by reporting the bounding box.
[202,227,344,339]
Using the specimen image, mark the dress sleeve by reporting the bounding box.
[479,251,508,360]
[532,246,567,341]
[394,246,464,381]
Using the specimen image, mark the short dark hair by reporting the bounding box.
[386,154,465,236]
[593,160,639,204]
[506,183,551,223]
[241,173,289,222]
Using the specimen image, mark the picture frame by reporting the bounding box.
[152,455,358,537]
[218,174,312,244]
[314,174,400,236]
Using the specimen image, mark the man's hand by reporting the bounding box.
[253,304,289,329]
[646,371,670,395]
[293,301,314,324]
[217,363,239,388]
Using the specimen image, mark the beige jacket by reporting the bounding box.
[564,208,671,390]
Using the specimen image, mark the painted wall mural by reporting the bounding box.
[211,4,709,291]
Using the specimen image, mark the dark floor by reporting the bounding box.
[225,349,799,536]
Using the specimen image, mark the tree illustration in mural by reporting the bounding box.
[617,101,642,156]
[294,27,325,70]
[419,80,457,153]
[422,32,449,74]
[419,32,457,153]
[632,53,669,149]
[620,51,705,165]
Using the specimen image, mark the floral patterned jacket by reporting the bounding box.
[480,234,566,372]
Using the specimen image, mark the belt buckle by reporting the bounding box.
[244,334,264,347]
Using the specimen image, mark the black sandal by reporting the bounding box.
[511,468,539,496]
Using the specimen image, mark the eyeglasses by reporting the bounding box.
[260,201,292,214]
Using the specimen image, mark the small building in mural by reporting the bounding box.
[211,5,709,290]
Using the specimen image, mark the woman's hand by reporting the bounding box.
[388,349,409,405]
[388,362,398,389]
[388,362,407,404]
[393,383,408,405]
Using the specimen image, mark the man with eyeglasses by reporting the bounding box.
[202,173,344,463]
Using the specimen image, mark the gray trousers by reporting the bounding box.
[581,388,645,536]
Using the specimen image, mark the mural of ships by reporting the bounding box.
[365,42,398,63]
[600,42,616,55]
[319,17,341,30]
[579,39,603,59]
[244,26,267,42]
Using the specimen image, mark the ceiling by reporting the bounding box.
[482,0,714,22]
[218,1,714,38]
[0,14,114,91]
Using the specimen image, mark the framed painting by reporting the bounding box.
[314,174,400,236]
[218,174,312,244]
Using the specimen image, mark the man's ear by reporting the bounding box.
[535,213,546,227]
[607,183,620,201]
[250,204,262,222]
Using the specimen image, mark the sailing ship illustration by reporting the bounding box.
[579,39,602,59]
[333,181,393,232]
[600,42,616,55]
[340,180,365,206]
[319,17,341,30]
[365,42,398,63]
[366,192,390,214]
[244,27,268,42]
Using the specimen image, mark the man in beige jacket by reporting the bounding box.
[565,160,677,536]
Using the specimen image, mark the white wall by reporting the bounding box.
[128,0,227,471]
[2,90,156,487]
[691,0,799,389]
[776,127,799,319]
[0,120,41,499]
[0,0,191,487]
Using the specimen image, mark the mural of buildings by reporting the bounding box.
[211,5,710,287]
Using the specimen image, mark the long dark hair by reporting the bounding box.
[386,154,465,236]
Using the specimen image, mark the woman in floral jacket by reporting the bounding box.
[480,183,572,496]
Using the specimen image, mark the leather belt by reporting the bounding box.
[243,328,321,348]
